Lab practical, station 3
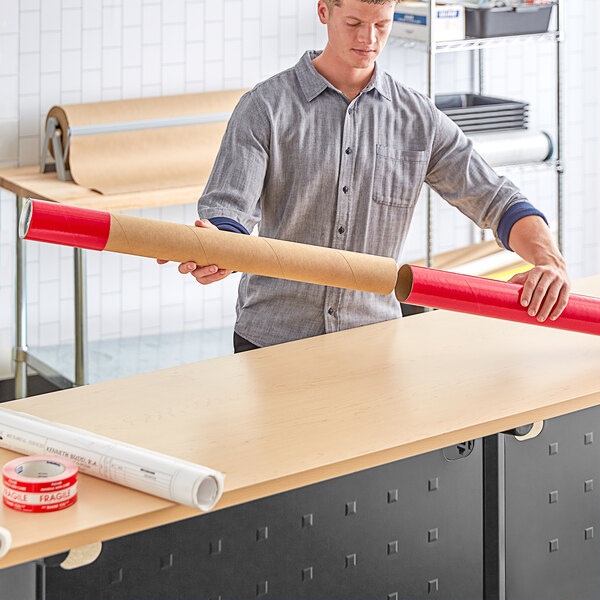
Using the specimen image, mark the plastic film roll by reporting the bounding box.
[0,408,224,511]
[469,130,553,167]
[395,264,600,336]
[20,199,399,296]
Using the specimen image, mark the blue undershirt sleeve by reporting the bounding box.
[208,217,250,235]
[497,202,549,251]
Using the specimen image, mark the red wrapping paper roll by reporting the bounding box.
[19,198,110,251]
[396,264,600,336]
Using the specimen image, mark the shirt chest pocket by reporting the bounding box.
[372,145,428,208]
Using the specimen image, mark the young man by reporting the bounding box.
[165,0,570,352]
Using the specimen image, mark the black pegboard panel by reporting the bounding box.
[504,405,600,600]
[42,442,483,600]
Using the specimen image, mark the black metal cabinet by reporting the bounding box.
[6,405,600,600]
[39,443,483,600]
[503,405,600,600]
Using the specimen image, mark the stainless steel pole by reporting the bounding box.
[14,195,28,399]
[556,0,564,253]
[426,0,436,269]
[479,48,486,243]
[74,248,88,386]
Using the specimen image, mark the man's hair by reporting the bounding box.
[324,0,398,7]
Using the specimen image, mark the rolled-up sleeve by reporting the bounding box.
[425,105,527,247]
[197,90,270,233]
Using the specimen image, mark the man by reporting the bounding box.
[162,0,570,353]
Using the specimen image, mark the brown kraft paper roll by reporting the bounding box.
[105,213,398,295]
[46,90,247,195]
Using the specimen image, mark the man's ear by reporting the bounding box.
[317,0,330,25]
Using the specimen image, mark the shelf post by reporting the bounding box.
[556,0,564,253]
[426,0,436,269]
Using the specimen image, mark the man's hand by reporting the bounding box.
[507,216,571,322]
[508,261,570,322]
[156,219,233,285]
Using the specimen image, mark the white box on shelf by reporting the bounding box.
[391,2,465,42]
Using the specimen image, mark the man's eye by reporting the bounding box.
[347,22,359,27]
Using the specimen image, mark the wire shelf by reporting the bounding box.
[494,159,558,174]
[386,31,560,54]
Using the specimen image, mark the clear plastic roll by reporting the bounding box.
[469,130,553,166]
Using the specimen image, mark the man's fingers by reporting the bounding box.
[187,264,218,278]
[157,259,168,265]
[193,268,232,285]
[178,262,200,275]
[195,219,218,230]
[526,271,553,317]
[507,272,528,285]
[549,284,571,321]
[536,280,562,322]
[516,264,571,322]
[173,261,230,285]
[519,269,543,308]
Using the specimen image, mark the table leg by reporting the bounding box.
[14,195,28,399]
[74,248,87,386]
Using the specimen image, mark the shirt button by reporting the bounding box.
[345,147,352,155]
[342,185,349,194]
[328,307,334,315]
[338,226,345,234]
[348,108,353,115]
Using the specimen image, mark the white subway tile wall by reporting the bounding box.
[0,0,598,378]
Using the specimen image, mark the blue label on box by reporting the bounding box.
[438,9,460,19]
[394,13,427,25]
[394,10,460,25]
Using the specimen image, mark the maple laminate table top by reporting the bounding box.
[0,166,204,212]
[0,275,599,568]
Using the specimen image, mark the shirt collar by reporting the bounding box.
[295,50,392,103]
[365,61,392,101]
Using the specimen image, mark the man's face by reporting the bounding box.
[318,0,394,70]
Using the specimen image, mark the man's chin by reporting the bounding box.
[348,51,378,68]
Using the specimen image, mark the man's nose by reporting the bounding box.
[358,24,377,45]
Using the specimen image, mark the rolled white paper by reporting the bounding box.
[0,408,224,511]
[0,527,12,559]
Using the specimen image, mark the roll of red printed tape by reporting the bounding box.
[2,456,78,513]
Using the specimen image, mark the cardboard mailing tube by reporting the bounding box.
[396,264,600,336]
[19,199,600,335]
[20,199,398,295]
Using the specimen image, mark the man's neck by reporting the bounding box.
[312,46,375,101]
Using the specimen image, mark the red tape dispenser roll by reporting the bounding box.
[3,455,78,513]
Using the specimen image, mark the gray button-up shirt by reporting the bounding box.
[198,50,527,347]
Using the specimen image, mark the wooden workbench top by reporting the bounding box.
[1,275,599,568]
[0,166,205,212]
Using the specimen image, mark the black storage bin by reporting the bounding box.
[436,93,529,133]
[465,4,553,38]
[436,93,528,115]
